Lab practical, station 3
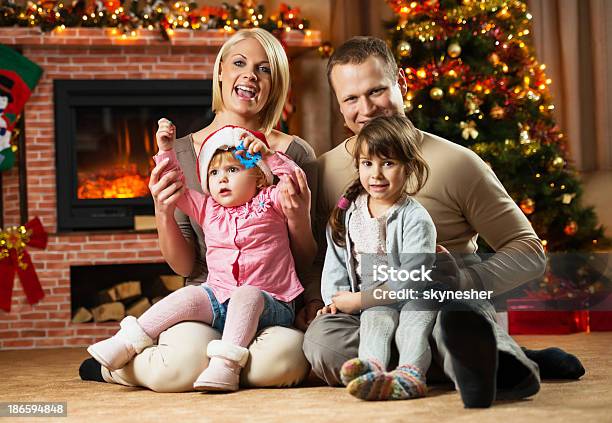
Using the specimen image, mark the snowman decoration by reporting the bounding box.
[0,94,14,170]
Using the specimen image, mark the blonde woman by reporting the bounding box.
[79,28,320,392]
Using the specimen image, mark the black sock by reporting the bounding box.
[522,347,585,380]
[79,358,106,383]
[440,302,498,408]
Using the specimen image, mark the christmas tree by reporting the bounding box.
[385,0,607,254]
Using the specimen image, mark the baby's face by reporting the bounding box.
[208,154,260,207]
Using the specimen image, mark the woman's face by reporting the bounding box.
[219,37,272,120]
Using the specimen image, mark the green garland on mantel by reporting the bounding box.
[0,0,315,41]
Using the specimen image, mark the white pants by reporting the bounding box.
[101,321,309,392]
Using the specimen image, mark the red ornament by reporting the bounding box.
[0,218,48,312]
[564,221,578,236]
[519,198,535,215]
[103,0,119,12]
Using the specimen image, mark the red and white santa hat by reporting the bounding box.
[196,125,273,194]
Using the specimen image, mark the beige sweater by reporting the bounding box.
[316,130,546,296]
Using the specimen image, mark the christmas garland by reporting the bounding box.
[0,0,312,41]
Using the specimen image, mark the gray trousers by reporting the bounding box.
[304,299,540,400]
[360,302,438,373]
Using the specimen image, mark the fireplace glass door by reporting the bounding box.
[55,80,214,231]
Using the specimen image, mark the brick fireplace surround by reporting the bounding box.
[0,27,320,349]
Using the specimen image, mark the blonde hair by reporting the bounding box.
[212,29,290,135]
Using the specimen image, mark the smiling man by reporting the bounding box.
[304,36,584,408]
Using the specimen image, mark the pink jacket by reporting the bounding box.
[154,149,304,303]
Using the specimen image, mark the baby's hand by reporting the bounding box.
[238,132,272,157]
[156,118,176,151]
[316,304,337,316]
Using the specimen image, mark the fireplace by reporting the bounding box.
[0,27,320,350]
[54,79,214,231]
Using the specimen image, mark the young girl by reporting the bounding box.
[318,114,440,401]
[87,121,304,392]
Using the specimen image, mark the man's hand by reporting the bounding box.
[431,245,462,290]
[316,303,337,316]
[295,299,324,331]
[331,291,361,314]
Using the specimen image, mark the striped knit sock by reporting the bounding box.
[347,364,427,401]
[340,357,384,387]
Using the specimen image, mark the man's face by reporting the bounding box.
[330,56,407,135]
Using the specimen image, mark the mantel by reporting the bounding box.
[0,27,321,57]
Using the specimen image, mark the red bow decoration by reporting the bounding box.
[0,217,48,312]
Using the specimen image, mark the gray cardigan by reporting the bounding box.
[321,195,437,306]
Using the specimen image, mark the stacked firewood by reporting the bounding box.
[72,275,184,323]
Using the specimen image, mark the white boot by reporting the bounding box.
[193,340,249,392]
[87,316,153,371]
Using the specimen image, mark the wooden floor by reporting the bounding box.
[1,333,611,422]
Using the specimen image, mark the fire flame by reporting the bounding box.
[77,121,155,199]
[78,164,150,199]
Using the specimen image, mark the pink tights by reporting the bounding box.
[137,285,264,348]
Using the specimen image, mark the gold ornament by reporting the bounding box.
[527,90,541,102]
[519,130,531,144]
[520,198,535,215]
[40,0,58,10]
[564,221,578,236]
[471,142,487,154]
[430,87,444,100]
[397,41,412,58]
[447,42,462,58]
[317,42,334,58]
[496,6,510,20]
[522,142,540,156]
[460,121,479,140]
[403,98,413,112]
[551,156,565,170]
[488,53,500,66]
[0,223,32,266]
[561,193,576,205]
[490,104,505,119]
[518,123,531,144]
[504,139,516,149]
[465,93,481,115]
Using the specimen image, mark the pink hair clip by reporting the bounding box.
[337,196,350,210]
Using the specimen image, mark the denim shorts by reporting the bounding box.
[201,285,295,333]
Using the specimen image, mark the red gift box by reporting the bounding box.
[507,297,589,335]
[589,292,612,332]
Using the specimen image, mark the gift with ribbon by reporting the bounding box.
[0,217,48,312]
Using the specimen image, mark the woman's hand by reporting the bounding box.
[156,118,176,151]
[278,168,310,225]
[149,157,184,217]
[331,291,361,314]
